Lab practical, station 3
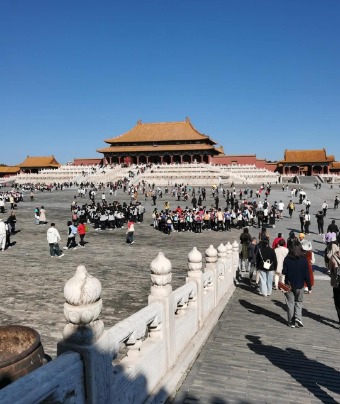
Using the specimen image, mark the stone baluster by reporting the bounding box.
[126,334,143,359]
[186,247,204,326]
[148,252,175,368]
[58,265,110,403]
[232,240,240,278]
[205,244,218,308]
[225,242,233,290]
[62,265,104,344]
[217,243,227,277]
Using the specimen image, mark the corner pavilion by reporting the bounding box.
[97,118,223,165]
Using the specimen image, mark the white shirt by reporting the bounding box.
[47,227,61,244]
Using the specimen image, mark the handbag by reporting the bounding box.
[259,249,272,270]
[278,281,291,293]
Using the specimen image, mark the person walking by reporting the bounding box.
[301,239,315,293]
[64,220,77,250]
[77,221,87,247]
[334,196,339,210]
[326,240,340,328]
[240,227,252,272]
[282,244,311,328]
[299,210,305,233]
[315,210,325,235]
[0,218,6,251]
[46,223,64,257]
[39,206,47,225]
[274,239,289,290]
[287,200,295,218]
[256,239,277,297]
[322,201,328,217]
[126,219,135,245]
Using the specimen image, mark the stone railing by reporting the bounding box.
[0,242,239,404]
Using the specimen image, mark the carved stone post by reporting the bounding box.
[217,243,227,276]
[232,240,240,279]
[62,265,104,344]
[205,245,218,307]
[225,242,233,290]
[58,265,111,403]
[148,252,175,369]
[186,247,204,326]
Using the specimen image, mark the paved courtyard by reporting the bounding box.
[0,181,339,371]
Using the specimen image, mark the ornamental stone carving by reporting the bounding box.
[150,252,172,296]
[188,247,202,271]
[217,243,227,261]
[63,265,104,344]
[205,245,217,264]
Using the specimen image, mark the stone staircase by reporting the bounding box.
[298,175,320,185]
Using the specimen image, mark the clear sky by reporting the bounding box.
[1,0,339,165]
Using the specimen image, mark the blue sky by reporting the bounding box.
[1,0,339,165]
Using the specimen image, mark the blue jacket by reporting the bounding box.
[282,256,311,290]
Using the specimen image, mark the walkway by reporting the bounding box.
[173,278,340,403]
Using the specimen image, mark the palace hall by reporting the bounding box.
[97,118,223,165]
[276,149,337,176]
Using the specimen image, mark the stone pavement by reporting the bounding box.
[173,183,340,404]
[173,279,340,404]
[0,180,339,369]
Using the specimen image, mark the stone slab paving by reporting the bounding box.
[173,181,340,404]
[173,279,340,404]
[0,180,339,366]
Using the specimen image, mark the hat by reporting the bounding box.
[301,239,312,251]
[299,233,305,239]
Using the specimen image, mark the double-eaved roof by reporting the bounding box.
[102,119,217,145]
[19,155,60,168]
[280,149,335,164]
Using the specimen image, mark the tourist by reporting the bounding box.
[301,239,315,294]
[287,200,295,218]
[64,220,77,250]
[322,201,328,217]
[7,211,17,234]
[282,244,311,328]
[278,200,284,218]
[46,223,64,258]
[39,206,47,225]
[325,239,340,327]
[34,207,40,225]
[274,239,288,290]
[287,231,299,250]
[334,196,339,210]
[304,210,311,235]
[315,210,325,235]
[327,220,339,234]
[256,238,277,296]
[299,210,305,233]
[0,197,5,213]
[77,221,87,247]
[248,237,259,286]
[240,227,252,272]
[0,218,6,251]
[272,232,286,249]
[126,219,135,244]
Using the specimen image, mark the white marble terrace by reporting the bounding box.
[12,163,279,186]
[0,242,239,404]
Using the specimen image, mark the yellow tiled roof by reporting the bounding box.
[0,166,20,174]
[97,144,218,154]
[104,119,216,145]
[281,149,334,164]
[330,161,340,169]
[19,156,60,168]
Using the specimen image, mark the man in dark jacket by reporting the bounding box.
[256,239,277,297]
[282,245,311,328]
